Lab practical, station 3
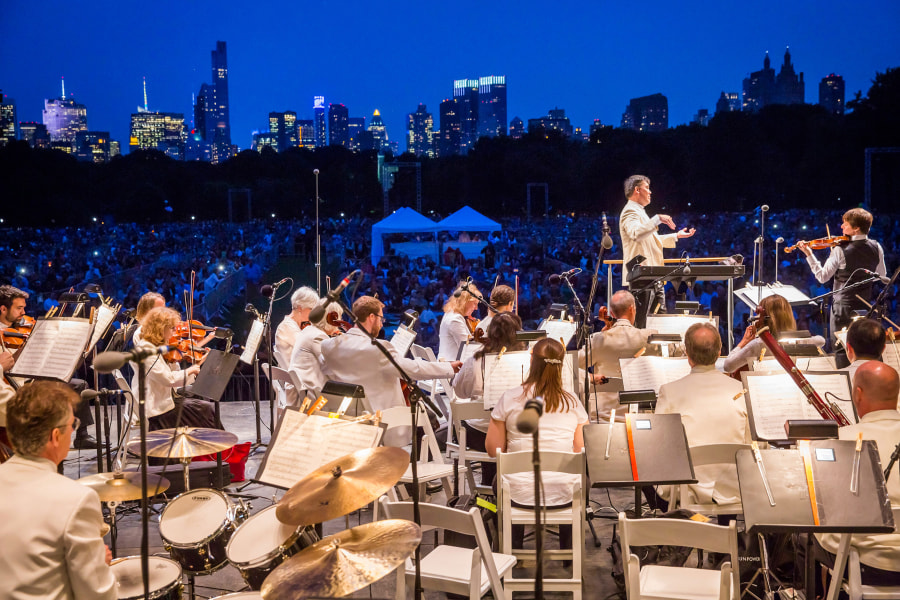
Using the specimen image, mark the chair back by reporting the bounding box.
[498,448,585,477]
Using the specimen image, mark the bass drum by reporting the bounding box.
[226,504,319,590]
[159,488,246,574]
[111,556,183,600]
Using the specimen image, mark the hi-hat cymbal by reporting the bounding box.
[128,427,238,458]
[261,519,421,600]
[275,446,409,527]
[78,471,170,502]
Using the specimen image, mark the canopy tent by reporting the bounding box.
[370,207,438,264]
[435,205,502,233]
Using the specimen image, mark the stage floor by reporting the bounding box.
[61,401,653,598]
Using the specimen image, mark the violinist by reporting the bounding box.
[796,208,886,368]
[287,301,343,406]
[438,281,482,361]
[274,286,319,366]
[128,291,165,348]
[576,290,657,421]
[0,285,98,449]
[474,284,515,338]
[130,307,221,435]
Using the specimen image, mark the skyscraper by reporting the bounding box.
[743,49,804,112]
[477,75,507,138]
[348,117,365,151]
[819,73,845,115]
[313,96,326,148]
[367,109,387,151]
[452,79,479,153]
[211,41,230,145]
[297,119,316,149]
[715,91,741,115]
[328,104,349,147]
[129,112,186,159]
[19,122,51,148]
[0,93,16,146]
[438,99,461,157]
[621,93,668,132]
[75,131,110,163]
[691,108,710,126]
[509,116,524,139]
[43,96,88,143]
[528,108,573,137]
[194,83,214,141]
[269,110,299,151]
[406,103,434,157]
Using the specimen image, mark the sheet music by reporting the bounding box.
[755,355,837,372]
[481,350,575,409]
[457,340,481,362]
[9,318,93,381]
[619,356,693,393]
[538,319,577,347]
[882,340,900,372]
[257,411,384,489]
[87,303,119,354]
[735,284,812,308]
[744,372,854,441]
[645,314,718,339]
[389,326,417,358]
[239,319,265,365]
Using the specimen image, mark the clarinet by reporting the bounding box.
[753,306,851,427]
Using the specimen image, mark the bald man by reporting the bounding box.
[817,361,900,586]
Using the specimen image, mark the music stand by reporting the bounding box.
[735,440,894,599]
[191,349,240,489]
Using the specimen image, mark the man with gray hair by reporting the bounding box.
[656,322,750,507]
[577,290,656,422]
[0,381,116,599]
[619,174,696,327]
[274,285,320,365]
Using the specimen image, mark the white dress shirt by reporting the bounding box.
[439,312,470,361]
[130,339,196,418]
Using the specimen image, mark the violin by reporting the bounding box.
[465,315,479,335]
[173,319,214,341]
[163,340,209,364]
[784,235,849,253]
[597,306,615,331]
[0,316,35,350]
[165,318,213,363]
[326,311,352,334]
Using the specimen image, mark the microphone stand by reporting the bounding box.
[582,223,611,424]
[531,426,544,600]
[864,265,900,320]
[884,440,900,482]
[263,285,282,436]
[328,293,443,600]
[808,274,884,344]
[456,280,499,318]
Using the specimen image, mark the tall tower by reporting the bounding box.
[328,103,350,147]
[313,96,326,148]
[819,73,845,116]
[407,103,434,157]
[211,41,231,145]
[42,92,88,143]
[367,109,387,151]
[438,98,461,157]
[0,92,17,146]
[453,79,479,153]
[477,75,507,138]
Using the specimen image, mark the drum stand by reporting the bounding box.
[106,500,119,558]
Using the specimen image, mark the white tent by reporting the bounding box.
[435,205,502,233]
[370,207,438,264]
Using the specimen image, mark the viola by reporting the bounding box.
[163,339,209,364]
[0,328,28,349]
[465,315,479,335]
[326,312,351,334]
[173,319,214,341]
[784,235,849,253]
[597,306,615,331]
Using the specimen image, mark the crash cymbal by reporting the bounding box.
[128,427,238,458]
[275,446,409,527]
[78,471,170,502]
[261,519,421,600]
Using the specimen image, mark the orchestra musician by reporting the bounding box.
[618,175,696,327]
[438,281,482,361]
[474,284,515,337]
[130,307,221,436]
[287,301,343,406]
[842,318,887,382]
[320,296,461,412]
[577,290,656,421]
[722,294,825,373]
[0,285,98,449]
[797,208,886,368]
[655,323,750,511]
[274,286,319,366]
[0,381,116,599]
[815,361,900,588]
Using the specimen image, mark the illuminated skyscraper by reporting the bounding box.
[194,83,214,141]
[743,49,804,112]
[509,116,524,139]
[129,112,186,159]
[252,132,278,152]
[621,93,668,132]
[43,96,88,143]
[19,122,51,148]
[298,119,315,149]
[75,131,110,163]
[0,93,16,146]
[407,103,434,157]
[211,41,230,145]
[348,117,365,151]
[438,98,461,157]
[367,109,387,151]
[715,91,741,114]
[269,110,298,151]
[819,73,845,115]
[328,104,349,147]
[313,96,326,148]
[528,108,573,137]
[453,79,479,153]
[477,75,506,138]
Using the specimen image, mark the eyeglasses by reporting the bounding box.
[57,416,80,432]
[374,314,384,321]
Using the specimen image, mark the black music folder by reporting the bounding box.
[191,349,240,402]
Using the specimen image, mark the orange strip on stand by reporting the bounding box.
[798,441,820,526]
[625,414,639,481]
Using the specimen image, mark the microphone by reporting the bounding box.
[549,268,582,285]
[93,346,170,373]
[260,285,274,298]
[775,237,785,244]
[245,303,261,319]
[309,270,361,322]
[453,277,473,298]
[272,277,290,288]
[757,205,769,212]
[601,212,613,250]
[863,269,892,285]
[81,388,125,401]
[682,254,691,276]
[516,397,544,434]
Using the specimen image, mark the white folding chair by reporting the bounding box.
[411,343,456,418]
[448,399,496,495]
[379,496,516,600]
[668,443,749,518]
[618,511,740,600]
[261,362,297,420]
[112,369,139,471]
[497,449,586,599]
[834,506,900,600]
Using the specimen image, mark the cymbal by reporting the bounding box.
[78,471,170,502]
[275,446,409,527]
[128,427,238,458]
[261,519,421,600]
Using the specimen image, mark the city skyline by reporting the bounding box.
[1,0,898,155]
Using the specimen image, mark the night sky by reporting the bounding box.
[2,0,898,153]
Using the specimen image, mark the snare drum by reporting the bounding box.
[210,593,263,599]
[226,504,319,590]
[159,488,245,574]
[111,555,183,600]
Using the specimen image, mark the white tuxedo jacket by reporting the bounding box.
[619,200,678,286]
